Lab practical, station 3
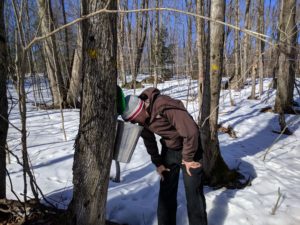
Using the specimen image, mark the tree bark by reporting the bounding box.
[274,0,297,113]
[242,0,251,85]
[257,0,265,96]
[234,0,241,90]
[69,0,117,224]
[117,0,126,85]
[132,0,149,91]
[153,0,160,88]
[196,0,205,123]
[201,0,238,186]
[37,0,66,107]
[0,0,8,199]
[60,0,71,76]
[66,24,83,108]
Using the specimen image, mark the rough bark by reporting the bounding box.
[37,0,66,107]
[69,0,117,224]
[274,0,297,113]
[0,0,8,199]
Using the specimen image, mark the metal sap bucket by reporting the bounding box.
[113,120,143,163]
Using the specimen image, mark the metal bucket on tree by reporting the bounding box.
[113,120,143,163]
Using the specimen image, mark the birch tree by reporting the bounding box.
[69,0,117,224]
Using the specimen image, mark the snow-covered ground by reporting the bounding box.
[6,77,300,225]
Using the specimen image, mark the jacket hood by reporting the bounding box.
[139,87,160,104]
[139,87,187,123]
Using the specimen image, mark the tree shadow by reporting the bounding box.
[44,98,300,225]
[207,107,300,225]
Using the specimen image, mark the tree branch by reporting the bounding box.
[25,6,274,51]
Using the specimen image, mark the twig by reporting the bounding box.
[262,115,298,161]
[24,6,275,51]
[6,168,22,203]
[271,187,282,215]
[0,114,22,133]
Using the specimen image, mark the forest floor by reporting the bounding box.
[5,77,300,225]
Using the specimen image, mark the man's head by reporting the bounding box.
[121,95,149,125]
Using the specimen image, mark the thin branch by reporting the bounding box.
[25,6,274,51]
[0,114,22,133]
[262,115,299,161]
[6,168,22,203]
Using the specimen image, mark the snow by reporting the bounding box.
[6,78,300,225]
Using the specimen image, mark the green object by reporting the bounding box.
[117,85,126,115]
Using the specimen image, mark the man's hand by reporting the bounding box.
[156,165,170,181]
[182,160,201,176]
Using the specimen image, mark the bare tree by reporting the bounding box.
[60,0,72,75]
[0,0,8,199]
[37,0,66,108]
[117,0,127,85]
[257,0,265,96]
[201,0,240,186]
[132,0,149,90]
[274,0,297,114]
[66,24,83,107]
[68,0,117,224]
[196,0,205,123]
[242,0,251,85]
[234,0,241,90]
[153,0,160,87]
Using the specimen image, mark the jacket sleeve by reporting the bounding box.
[140,127,162,167]
[163,109,199,162]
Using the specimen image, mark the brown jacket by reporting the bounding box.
[139,87,199,166]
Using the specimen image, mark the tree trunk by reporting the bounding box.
[250,64,257,98]
[196,0,205,123]
[0,0,8,199]
[274,0,297,113]
[68,0,117,224]
[234,0,241,90]
[117,0,126,85]
[153,0,160,88]
[132,0,149,91]
[66,24,83,108]
[60,0,71,76]
[242,0,251,85]
[257,0,264,96]
[201,0,238,186]
[37,0,66,107]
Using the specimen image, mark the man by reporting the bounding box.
[121,87,207,225]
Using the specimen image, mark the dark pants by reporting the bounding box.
[157,147,207,225]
